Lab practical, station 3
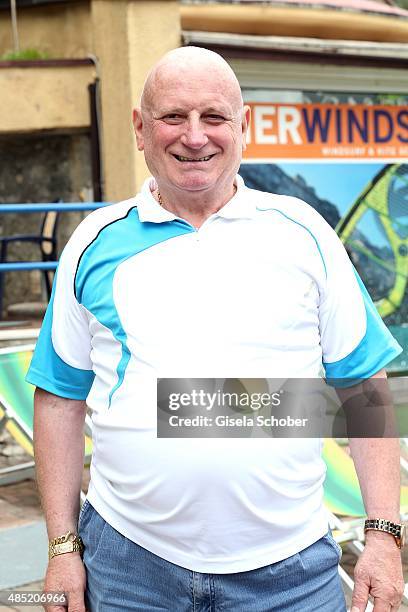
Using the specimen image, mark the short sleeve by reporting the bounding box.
[318,223,402,380]
[26,240,95,400]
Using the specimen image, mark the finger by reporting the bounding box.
[67,592,86,612]
[372,598,391,612]
[351,578,370,612]
[390,596,403,612]
[43,591,69,611]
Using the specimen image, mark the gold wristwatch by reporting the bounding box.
[48,531,84,560]
[364,519,406,549]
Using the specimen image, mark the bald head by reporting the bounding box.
[132,45,250,206]
[141,47,243,114]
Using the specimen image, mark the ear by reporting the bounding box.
[132,107,144,151]
[242,105,251,151]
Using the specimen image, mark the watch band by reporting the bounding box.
[364,518,405,549]
[48,531,84,560]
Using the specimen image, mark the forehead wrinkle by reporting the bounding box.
[154,99,236,116]
[141,49,243,116]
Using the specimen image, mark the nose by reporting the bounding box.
[180,116,208,150]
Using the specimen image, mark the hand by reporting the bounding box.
[43,553,87,612]
[351,531,404,611]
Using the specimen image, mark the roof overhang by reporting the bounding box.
[180,3,408,44]
[183,30,408,66]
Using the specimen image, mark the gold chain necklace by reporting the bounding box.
[157,185,237,210]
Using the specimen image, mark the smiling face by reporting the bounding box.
[133,50,250,204]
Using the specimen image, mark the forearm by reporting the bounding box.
[339,368,401,521]
[349,436,401,522]
[34,388,87,539]
[342,373,404,611]
[349,431,403,611]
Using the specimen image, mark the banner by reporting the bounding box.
[244,103,408,160]
[240,92,407,370]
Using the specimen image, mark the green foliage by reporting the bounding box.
[1,48,50,61]
[377,93,408,105]
[393,0,408,8]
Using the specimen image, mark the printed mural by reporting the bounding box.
[240,91,408,371]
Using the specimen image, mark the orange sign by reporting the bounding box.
[244,103,408,160]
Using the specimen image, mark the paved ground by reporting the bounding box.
[0,580,44,612]
[0,437,90,611]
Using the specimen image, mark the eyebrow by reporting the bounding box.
[156,107,186,115]
[155,105,234,117]
[204,106,230,114]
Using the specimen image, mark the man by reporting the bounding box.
[28,47,404,611]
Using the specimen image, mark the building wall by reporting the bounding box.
[0,63,95,133]
[0,60,96,315]
[0,0,181,315]
[0,1,92,58]
[0,133,93,315]
[0,0,181,199]
[92,0,181,200]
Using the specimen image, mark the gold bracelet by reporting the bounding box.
[48,531,84,560]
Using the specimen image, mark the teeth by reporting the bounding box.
[176,155,212,162]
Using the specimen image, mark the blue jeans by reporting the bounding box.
[79,500,347,611]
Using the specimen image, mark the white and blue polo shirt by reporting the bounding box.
[27,175,401,572]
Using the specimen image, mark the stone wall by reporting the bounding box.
[0,132,93,316]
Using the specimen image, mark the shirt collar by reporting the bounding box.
[136,175,256,224]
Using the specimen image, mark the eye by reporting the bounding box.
[161,114,184,124]
[205,114,226,123]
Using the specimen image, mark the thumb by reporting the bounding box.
[351,576,370,612]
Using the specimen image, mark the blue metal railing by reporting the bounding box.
[0,203,109,213]
[0,202,110,313]
[0,202,110,272]
[1,262,57,272]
